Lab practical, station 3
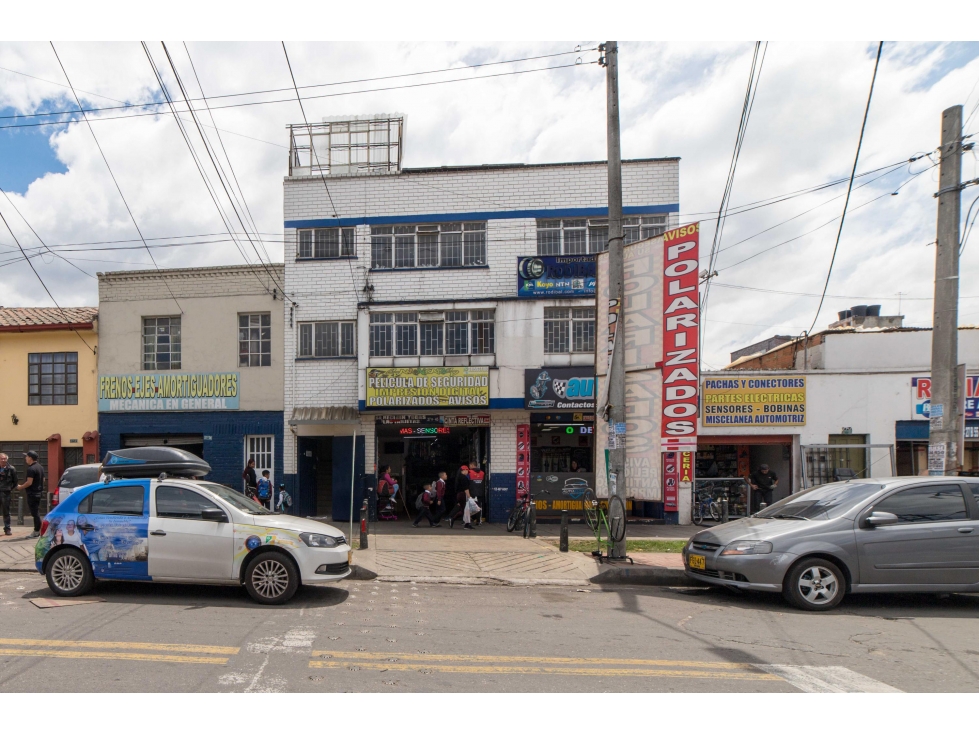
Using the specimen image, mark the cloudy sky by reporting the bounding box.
[1,40,978,368]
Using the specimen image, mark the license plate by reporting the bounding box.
[688,554,706,570]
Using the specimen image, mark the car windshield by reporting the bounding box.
[198,482,273,515]
[754,482,884,521]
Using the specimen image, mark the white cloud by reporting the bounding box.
[1,41,978,369]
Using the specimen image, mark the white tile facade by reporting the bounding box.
[283,158,680,475]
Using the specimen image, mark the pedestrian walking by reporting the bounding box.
[16,451,44,538]
[449,464,473,529]
[431,470,448,523]
[242,459,258,499]
[0,453,17,536]
[256,470,273,509]
[749,463,778,511]
[412,483,440,528]
[468,463,485,526]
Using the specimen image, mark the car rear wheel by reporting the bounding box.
[46,547,94,597]
[783,558,845,611]
[244,552,299,605]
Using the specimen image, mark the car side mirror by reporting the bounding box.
[201,508,228,523]
[864,511,898,528]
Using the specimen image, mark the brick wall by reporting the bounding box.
[99,410,283,491]
[283,158,680,492]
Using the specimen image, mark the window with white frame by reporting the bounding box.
[471,310,495,354]
[370,222,486,269]
[625,215,669,244]
[143,316,181,370]
[544,307,595,353]
[239,313,271,367]
[297,227,356,259]
[245,435,274,484]
[369,312,393,356]
[537,215,669,254]
[369,310,495,357]
[298,321,355,358]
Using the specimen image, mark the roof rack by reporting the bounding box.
[101,447,211,479]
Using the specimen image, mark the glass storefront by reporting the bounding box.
[529,412,595,515]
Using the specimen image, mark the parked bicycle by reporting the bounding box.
[506,487,534,534]
[691,487,721,525]
[580,489,627,560]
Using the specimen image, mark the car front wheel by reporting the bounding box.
[46,547,95,597]
[783,558,845,611]
[244,551,299,605]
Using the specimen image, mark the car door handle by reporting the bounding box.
[956,528,974,534]
[150,530,167,536]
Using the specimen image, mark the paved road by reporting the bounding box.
[1,571,977,692]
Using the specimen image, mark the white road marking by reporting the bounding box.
[757,665,901,693]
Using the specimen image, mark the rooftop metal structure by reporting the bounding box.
[287,114,404,177]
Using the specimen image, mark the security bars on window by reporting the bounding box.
[369,310,495,357]
[298,321,356,358]
[370,223,486,269]
[239,313,272,367]
[143,316,181,370]
[544,307,595,353]
[28,352,78,405]
[297,228,356,259]
[536,216,668,255]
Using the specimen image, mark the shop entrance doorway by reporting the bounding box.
[297,437,333,518]
[375,421,489,521]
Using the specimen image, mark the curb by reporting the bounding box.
[589,566,706,587]
[362,575,589,587]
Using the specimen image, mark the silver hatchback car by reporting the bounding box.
[683,476,979,611]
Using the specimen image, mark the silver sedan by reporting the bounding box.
[683,476,979,611]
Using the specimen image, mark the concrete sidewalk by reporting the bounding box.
[352,527,700,587]
[0,527,38,573]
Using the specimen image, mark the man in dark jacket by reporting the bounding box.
[749,464,778,511]
[16,451,44,537]
[0,453,17,536]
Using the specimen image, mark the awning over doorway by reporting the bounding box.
[289,406,360,426]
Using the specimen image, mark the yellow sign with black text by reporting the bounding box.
[701,376,806,426]
[365,366,489,408]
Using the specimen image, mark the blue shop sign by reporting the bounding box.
[517,255,596,298]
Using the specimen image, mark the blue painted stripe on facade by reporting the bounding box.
[357,398,524,411]
[896,419,979,440]
[98,410,284,492]
[285,204,679,230]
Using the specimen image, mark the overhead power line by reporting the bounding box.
[0,57,596,131]
[281,41,360,300]
[140,42,286,300]
[49,42,182,313]
[0,208,96,352]
[700,41,767,357]
[0,46,593,121]
[0,186,95,279]
[716,162,933,274]
[807,41,884,335]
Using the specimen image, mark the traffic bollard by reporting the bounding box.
[359,499,369,549]
[559,510,569,552]
[722,497,729,524]
[529,502,537,538]
[17,496,24,526]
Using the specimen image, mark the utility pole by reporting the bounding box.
[602,41,627,557]
[929,105,963,475]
